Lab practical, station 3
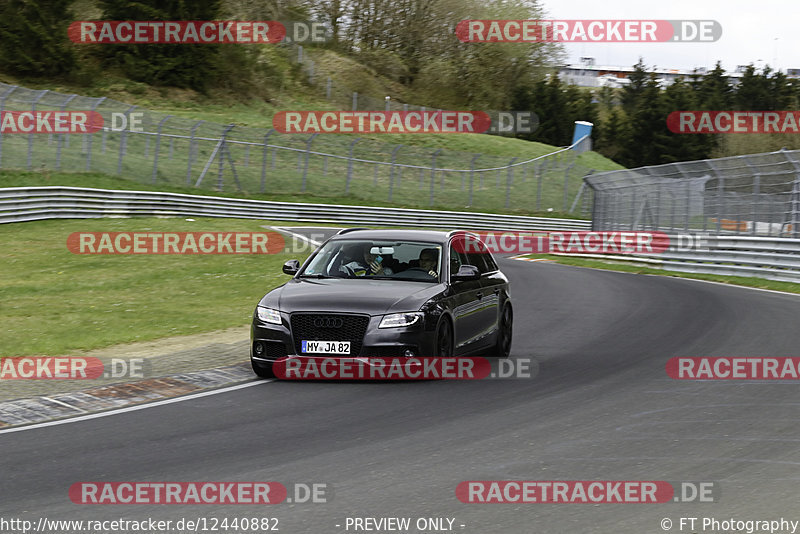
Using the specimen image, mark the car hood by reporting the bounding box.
[260,278,444,315]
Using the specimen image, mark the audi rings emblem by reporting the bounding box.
[314,317,343,328]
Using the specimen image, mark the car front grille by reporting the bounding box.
[290,314,370,356]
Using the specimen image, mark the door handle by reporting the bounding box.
[476,292,483,299]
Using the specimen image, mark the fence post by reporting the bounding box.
[468,154,480,206]
[186,120,204,184]
[326,77,332,100]
[56,93,78,171]
[345,138,360,193]
[260,129,273,193]
[0,85,18,167]
[84,97,106,171]
[536,161,544,210]
[743,158,760,235]
[215,124,235,191]
[706,160,724,234]
[505,157,517,208]
[352,92,358,111]
[28,90,48,170]
[562,161,576,211]
[429,149,442,206]
[116,105,137,175]
[781,150,800,238]
[152,115,172,183]
[388,144,403,201]
[301,133,317,192]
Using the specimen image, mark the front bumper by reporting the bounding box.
[250,312,437,363]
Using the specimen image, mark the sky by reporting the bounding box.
[540,0,796,73]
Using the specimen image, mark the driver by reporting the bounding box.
[341,244,393,276]
[418,248,439,278]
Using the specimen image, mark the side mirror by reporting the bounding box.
[282,259,301,275]
[451,264,480,282]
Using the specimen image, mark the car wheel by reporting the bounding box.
[436,317,453,358]
[492,304,513,358]
[251,360,275,379]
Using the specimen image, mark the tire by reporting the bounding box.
[492,304,513,358]
[251,359,275,379]
[435,317,454,358]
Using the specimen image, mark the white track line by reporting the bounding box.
[267,226,327,247]
[0,380,271,435]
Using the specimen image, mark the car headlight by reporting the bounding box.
[379,312,422,328]
[256,306,282,325]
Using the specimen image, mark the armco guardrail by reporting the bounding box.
[551,234,800,283]
[0,186,591,231]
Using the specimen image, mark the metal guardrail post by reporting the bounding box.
[28,90,48,170]
[345,138,360,193]
[116,105,137,175]
[352,92,358,111]
[85,97,106,171]
[429,149,442,206]
[186,120,205,184]
[388,144,403,202]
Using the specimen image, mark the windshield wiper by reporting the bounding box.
[298,273,333,279]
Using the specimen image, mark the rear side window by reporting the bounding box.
[449,238,497,275]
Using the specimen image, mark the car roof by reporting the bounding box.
[329,229,453,244]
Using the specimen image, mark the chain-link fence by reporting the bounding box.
[585,149,800,237]
[0,81,595,215]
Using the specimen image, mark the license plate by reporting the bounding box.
[301,340,351,354]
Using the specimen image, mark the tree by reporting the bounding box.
[0,0,76,77]
[96,0,224,91]
[620,58,648,115]
[694,62,732,110]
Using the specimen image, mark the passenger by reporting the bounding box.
[341,244,393,276]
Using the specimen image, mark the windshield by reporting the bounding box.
[300,239,443,282]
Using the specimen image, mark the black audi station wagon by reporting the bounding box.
[250,228,512,378]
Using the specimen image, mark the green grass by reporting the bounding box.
[521,253,800,293]
[0,217,310,356]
